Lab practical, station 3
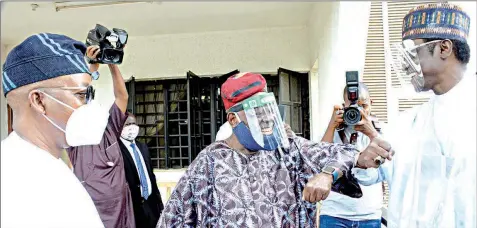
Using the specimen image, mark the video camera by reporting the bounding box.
[85,24,128,64]
[343,71,362,126]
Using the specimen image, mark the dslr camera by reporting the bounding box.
[343,71,362,126]
[85,24,128,64]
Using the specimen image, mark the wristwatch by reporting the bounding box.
[91,71,100,80]
[322,166,340,183]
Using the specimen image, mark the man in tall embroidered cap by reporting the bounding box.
[353,3,476,228]
[156,72,393,228]
[1,34,104,227]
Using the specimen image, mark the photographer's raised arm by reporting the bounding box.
[84,45,128,113]
[109,64,128,113]
[321,105,344,143]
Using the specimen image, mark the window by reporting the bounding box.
[363,1,441,124]
[127,70,310,169]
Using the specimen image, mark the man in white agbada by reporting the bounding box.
[1,34,105,227]
[354,3,476,228]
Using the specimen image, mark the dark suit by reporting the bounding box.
[119,139,164,228]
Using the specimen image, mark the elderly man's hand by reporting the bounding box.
[356,137,394,169]
[302,173,333,203]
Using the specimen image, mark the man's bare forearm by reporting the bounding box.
[321,125,336,143]
[108,64,128,113]
[89,63,99,73]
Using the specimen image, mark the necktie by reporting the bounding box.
[130,143,149,199]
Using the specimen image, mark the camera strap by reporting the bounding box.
[338,130,358,145]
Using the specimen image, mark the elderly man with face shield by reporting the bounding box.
[156,72,393,227]
[1,34,104,227]
[353,3,476,228]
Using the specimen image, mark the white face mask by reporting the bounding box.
[40,92,110,147]
[121,125,139,141]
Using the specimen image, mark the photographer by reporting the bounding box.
[67,45,135,228]
[319,82,384,228]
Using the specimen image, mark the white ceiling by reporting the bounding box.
[1,1,314,45]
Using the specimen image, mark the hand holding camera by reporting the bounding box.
[85,46,101,72]
[329,105,345,129]
[85,24,128,65]
[354,109,379,140]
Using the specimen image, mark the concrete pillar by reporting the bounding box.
[308,2,371,138]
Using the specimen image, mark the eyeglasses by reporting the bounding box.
[404,39,443,52]
[38,85,95,104]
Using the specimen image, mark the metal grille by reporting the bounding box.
[127,72,310,169]
[132,79,189,169]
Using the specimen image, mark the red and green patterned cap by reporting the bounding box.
[221,72,267,111]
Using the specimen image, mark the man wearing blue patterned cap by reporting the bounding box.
[1,34,105,227]
[353,3,476,227]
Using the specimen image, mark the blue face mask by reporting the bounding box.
[232,122,280,152]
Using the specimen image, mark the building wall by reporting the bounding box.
[92,26,311,108]
[451,1,476,75]
[309,2,371,139]
[1,44,11,140]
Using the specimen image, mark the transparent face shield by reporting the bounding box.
[230,92,290,150]
[389,39,441,93]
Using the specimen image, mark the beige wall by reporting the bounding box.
[308,2,371,139]
[451,2,477,75]
[0,3,375,142]
[1,44,11,140]
[91,26,311,108]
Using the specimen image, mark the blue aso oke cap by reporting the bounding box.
[402,3,470,42]
[2,33,93,97]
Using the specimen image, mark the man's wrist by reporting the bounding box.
[328,122,337,130]
[322,172,334,183]
[322,166,341,183]
[354,152,364,169]
[89,63,100,72]
[108,64,118,69]
[366,129,379,140]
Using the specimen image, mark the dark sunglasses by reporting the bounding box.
[38,85,95,104]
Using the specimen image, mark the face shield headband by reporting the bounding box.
[228,92,290,151]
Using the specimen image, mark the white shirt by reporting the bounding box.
[319,128,384,221]
[1,132,104,228]
[355,73,476,228]
[120,138,152,197]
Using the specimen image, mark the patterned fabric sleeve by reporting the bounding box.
[156,152,211,228]
[292,137,363,198]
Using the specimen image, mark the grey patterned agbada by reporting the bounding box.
[156,72,364,228]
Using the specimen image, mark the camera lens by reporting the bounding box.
[103,50,121,63]
[344,107,361,125]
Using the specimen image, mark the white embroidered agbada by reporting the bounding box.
[355,72,476,228]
